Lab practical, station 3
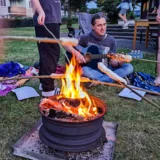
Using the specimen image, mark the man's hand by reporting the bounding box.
[75,52,86,64]
[37,11,45,25]
[109,59,124,68]
[154,76,160,86]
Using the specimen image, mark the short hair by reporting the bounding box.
[91,13,105,26]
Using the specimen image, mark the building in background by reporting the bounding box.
[0,0,33,18]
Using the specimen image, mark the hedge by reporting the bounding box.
[0,17,78,28]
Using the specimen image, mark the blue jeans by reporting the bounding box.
[82,63,133,83]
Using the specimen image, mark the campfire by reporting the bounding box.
[39,56,107,152]
[39,56,104,122]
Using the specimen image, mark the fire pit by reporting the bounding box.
[38,57,107,152]
[39,95,106,152]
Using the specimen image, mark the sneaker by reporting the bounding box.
[39,83,43,91]
[123,21,129,27]
[122,26,129,30]
[42,87,60,97]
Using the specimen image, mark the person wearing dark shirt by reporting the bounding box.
[64,14,133,83]
[31,0,61,97]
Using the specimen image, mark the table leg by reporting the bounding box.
[145,26,149,48]
[133,24,137,50]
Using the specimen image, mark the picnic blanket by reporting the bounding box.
[0,61,25,77]
[128,72,160,93]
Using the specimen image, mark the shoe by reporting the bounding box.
[122,26,129,30]
[39,83,43,91]
[42,87,60,97]
[123,21,129,27]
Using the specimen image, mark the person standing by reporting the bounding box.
[117,0,133,29]
[154,2,160,85]
[31,0,61,97]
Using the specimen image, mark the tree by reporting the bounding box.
[96,0,137,22]
[61,0,92,19]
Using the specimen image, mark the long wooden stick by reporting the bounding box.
[133,58,160,63]
[0,36,78,46]
[121,82,160,110]
[1,74,160,96]
[86,79,160,96]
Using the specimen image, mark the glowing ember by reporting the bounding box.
[40,56,98,120]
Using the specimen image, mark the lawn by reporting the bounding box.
[0,26,160,160]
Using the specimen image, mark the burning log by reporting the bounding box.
[58,97,80,108]
[39,95,104,122]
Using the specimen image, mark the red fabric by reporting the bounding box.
[56,64,66,74]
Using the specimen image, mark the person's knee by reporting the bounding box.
[82,67,93,77]
[123,63,134,74]
[118,13,122,17]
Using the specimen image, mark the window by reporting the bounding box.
[0,0,6,6]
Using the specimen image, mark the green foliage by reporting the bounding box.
[97,0,121,22]
[66,18,73,27]
[89,8,101,14]
[0,18,34,28]
[0,17,78,28]
[127,11,135,19]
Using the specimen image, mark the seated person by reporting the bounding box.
[154,4,160,86]
[64,13,133,83]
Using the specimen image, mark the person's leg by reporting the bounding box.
[82,66,114,83]
[119,9,129,29]
[118,13,127,23]
[110,63,133,78]
[35,23,60,96]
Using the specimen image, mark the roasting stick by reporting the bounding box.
[83,79,160,96]
[132,58,160,63]
[98,62,160,110]
[0,36,78,47]
[1,74,160,96]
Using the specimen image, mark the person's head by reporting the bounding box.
[91,14,107,36]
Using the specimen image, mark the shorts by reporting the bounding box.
[120,8,128,14]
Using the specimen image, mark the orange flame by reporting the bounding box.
[57,56,98,118]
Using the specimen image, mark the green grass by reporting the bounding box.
[0,27,160,160]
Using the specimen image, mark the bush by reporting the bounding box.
[62,17,78,25]
[0,18,34,28]
[107,11,118,23]
[0,17,78,28]
[89,8,101,14]
[127,11,135,19]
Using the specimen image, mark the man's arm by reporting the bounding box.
[31,0,45,25]
[63,45,86,64]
